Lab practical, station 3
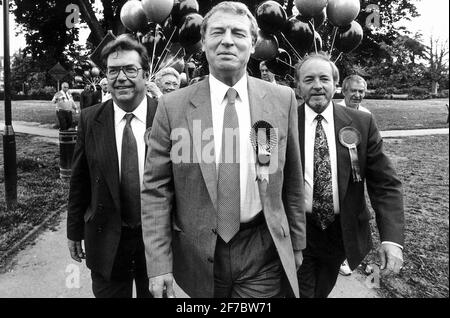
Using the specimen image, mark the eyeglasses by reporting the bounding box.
[106,66,143,79]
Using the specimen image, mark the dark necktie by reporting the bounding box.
[120,113,141,228]
[312,114,335,230]
[217,88,240,243]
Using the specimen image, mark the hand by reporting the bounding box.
[378,243,403,275]
[294,250,303,270]
[149,273,175,298]
[146,82,163,99]
[68,239,85,262]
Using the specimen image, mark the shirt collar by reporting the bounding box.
[113,96,147,126]
[209,73,248,105]
[305,101,334,126]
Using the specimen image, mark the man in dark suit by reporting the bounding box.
[141,1,305,298]
[295,52,404,298]
[67,35,158,298]
[80,84,93,110]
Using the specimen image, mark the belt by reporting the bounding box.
[239,212,265,231]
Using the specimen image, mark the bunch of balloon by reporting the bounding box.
[252,1,293,81]
[119,0,203,83]
[75,65,103,91]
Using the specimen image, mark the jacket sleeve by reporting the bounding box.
[67,110,91,241]
[365,115,405,245]
[141,97,175,278]
[283,88,306,251]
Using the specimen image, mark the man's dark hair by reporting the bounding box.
[101,34,150,73]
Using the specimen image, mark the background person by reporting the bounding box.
[259,60,276,84]
[52,81,78,131]
[154,67,181,95]
[67,35,158,298]
[295,52,404,298]
[80,84,93,110]
[141,1,305,298]
[338,74,370,113]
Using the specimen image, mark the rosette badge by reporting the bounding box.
[339,127,362,182]
[250,120,278,166]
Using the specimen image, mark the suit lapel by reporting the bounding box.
[93,100,121,212]
[298,103,305,176]
[188,79,218,211]
[333,102,353,203]
[247,77,271,206]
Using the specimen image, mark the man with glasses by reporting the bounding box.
[67,35,158,298]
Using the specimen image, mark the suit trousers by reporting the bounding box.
[91,226,152,298]
[56,110,73,131]
[213,214,286,298]
[297,214,346,298]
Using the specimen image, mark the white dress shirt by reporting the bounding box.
[113,97,147,190]
[304,102,340,214]
[209,74,262,223]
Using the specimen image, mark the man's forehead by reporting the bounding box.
[107,50,141,64]
[300,59,333,76]
[207,11,251,29]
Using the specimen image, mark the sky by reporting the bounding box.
[1,0,449,56]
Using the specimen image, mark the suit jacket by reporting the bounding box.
[92,90,103,105]
[141,76,306,298]
[67,97,158,280]
[298,103,404,269]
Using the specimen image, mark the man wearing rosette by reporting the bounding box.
[295,52,404,298]
[141,2,306,298]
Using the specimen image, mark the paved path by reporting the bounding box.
[0,121,447,298]
[0,212,376,298]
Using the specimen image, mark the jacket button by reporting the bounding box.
[97,226,103,233]
[95,177,100,183]
[212,228,217,235]
[207,257,214,263]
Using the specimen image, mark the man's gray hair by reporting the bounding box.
[155,67,181,84]
[99,78,108,85]
[200,1,258,45]
[294,52,340,85]
[342,74,367,92]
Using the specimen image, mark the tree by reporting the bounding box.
[424,36,449,94]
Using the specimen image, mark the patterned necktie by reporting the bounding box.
[312,114,335,230]
[120,113,141,228]
[217,88,240,243]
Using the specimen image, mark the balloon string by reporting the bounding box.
[276,58,295,70]
[153,26,178,75]
[150,25,158,78]
[151,47,183,81]
[330,26,338,55]
[279,32,302,61]
[309,19,318,54]
[334,52,343,64]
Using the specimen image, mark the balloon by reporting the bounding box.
[171,0,199,27]
[179,72,188,86]
[170,58,185,74]
[74,76,84,83]
[91,67,100,77]
[83,70,91,78]
[294,0,327,18]
[161,16,180,43]
[251,30,279,61]
[120,0,150,33]
[327,0,360,27]
[265,48,292,76]
[283,17,314,56]
[142,0,174,24]
[142,30,167,57]
[184,40,202,56]
[335,21,363,53]
[178,13,203,48]
[312,9,326,29]
[255,1,287,35]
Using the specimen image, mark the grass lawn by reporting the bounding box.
[0,134,69,256]
[365,134,449,298]
[1,98,448,131]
